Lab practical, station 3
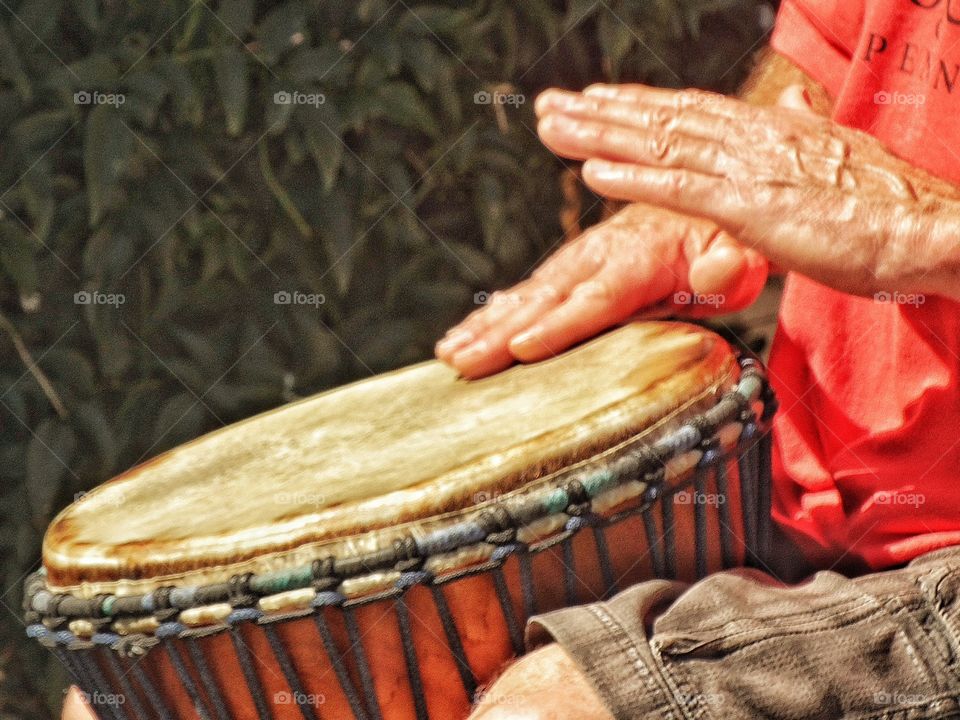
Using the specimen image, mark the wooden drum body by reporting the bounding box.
[25,322,775,720]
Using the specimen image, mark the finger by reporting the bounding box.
[438,233,607,367]
[688,241,769,312]
[508,271,661,362]
[584,83,738,118]
[446,286,565,376]
[538,114,727,174]
[436,284,549,361]
[581,159,752,233]
[63,687,98,720]
[688,238,749,295]
[450,339,519,379]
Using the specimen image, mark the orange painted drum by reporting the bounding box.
[25,322,775,720]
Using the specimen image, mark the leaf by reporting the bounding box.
[216,0,255,38]
[564,0,602,29]
[153,392,208,450]
[0,222,39,296]
[374,81,439,137]
[212,47,249,136]
[257,1,307,61]
[401,39,442,92]
[598,9,636,76]
[155,57,202,124]
[123,69,170,127]
[302,122,344,191]
[0,23,30,101]
[83,104,134,225]
[69,0,100,31]
[26,418,76,524]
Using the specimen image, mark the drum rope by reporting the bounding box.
[228,627,272,720]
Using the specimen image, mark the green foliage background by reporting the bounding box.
[0,0,770,715]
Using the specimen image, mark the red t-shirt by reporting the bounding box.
[769,0,960,571]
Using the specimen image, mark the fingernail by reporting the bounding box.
[583,159,617,180]
[436,331,473,355]
[542,114,578,132]
[511,328,541,349]
[453,340,490,362]
[584,85,616,97]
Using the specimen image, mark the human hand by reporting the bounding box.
[535,83,960,300]
[436,200,767,378]
[469,644,614,720]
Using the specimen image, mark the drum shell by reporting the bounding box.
[46,430,772,720]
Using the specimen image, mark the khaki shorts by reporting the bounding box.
[529,547,960,719]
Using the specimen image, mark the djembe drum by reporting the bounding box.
[25,322,775,720]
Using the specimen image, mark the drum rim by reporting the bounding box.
[24,355,775,649]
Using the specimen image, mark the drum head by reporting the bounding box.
[44,322,738,593]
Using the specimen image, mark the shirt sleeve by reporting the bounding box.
[770,0,859,100]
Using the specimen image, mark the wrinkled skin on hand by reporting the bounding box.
[469,644,614,720]
[436,201,768,378]
[535,83,960,301]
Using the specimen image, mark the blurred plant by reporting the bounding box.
[0,0,771,715]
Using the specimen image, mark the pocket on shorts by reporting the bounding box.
[648,569,948,718]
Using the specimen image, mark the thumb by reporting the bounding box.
[686,236,768,314]
[63,686,98,720]
[777,84,816,113]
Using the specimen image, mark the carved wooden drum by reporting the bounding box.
[25,321,775,720]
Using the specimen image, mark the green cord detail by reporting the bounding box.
[249,565,313,595]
